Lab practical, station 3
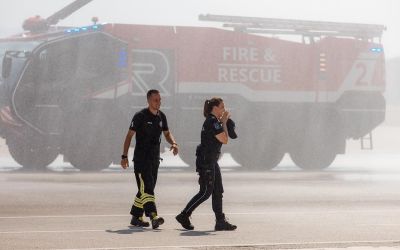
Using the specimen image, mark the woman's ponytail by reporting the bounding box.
[203,97,223,117]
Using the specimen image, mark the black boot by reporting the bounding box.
[215,218,237,231]
[151,216,165,229]
[130,216,150,227]
[176,212,194,230]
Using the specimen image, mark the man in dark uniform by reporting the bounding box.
[121,89,179,229]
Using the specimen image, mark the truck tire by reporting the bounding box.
[67,148,112,171]
[288,110,344,170]
[230,122,285,170]
[63,107,112,171]
[7,136,59,170]
[289,145,337,170]
[231,141,285,170]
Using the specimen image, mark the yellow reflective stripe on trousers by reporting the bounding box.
[133,201,143,208]
[141,193,153,199]
[132,174,146,208]
[141,197,155,204]
[139,174,145,194]
[133,197,143,208]
[135,173,156,206]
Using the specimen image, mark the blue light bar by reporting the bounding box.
[118,48,128,68]
[370,47,383,53]
[64,24,103,34]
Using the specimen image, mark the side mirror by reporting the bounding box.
[2,55,12,79]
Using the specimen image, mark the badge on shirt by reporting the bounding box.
[214,122,222,130]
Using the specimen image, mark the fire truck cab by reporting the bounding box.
[0,27,129,170]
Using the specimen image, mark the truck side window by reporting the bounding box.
[74,34,119,93]
[35,40,77,88]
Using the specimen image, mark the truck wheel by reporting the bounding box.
[64,108,112,171]
[231,145,285,170]
[288,111,344,170]
[289,144,337,170]
[65,129,112,171]
[230,125,285,170]
[65,134,112,171]
[67,148,112,171]
[7,137,59,170]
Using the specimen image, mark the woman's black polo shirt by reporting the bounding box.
[200,114,224,155]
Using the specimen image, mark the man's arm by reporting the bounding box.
[163,130,178,155]
[121,130,135,169]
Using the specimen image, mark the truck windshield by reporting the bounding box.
[0,41,40,78]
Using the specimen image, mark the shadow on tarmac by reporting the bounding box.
[106,226,148,234]
[178,229,216,236]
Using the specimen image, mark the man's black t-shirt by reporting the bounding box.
[129,108,168,165]
[199,114,224,157]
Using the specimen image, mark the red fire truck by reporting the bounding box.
[0,1,386,171]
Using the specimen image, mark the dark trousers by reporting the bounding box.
[130,160,159,218]
[182,160,225,220]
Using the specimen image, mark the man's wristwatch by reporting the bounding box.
[121,155,128,160]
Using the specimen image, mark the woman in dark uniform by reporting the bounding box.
[176,97,237,231]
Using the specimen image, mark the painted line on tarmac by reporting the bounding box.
[0,229,107,234]
[2,209,400,219]
[0,214,128,219]
[52,240,400,250]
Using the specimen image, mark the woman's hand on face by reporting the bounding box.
[221,111,230,123]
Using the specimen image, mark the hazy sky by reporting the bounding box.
[0,0,399,58]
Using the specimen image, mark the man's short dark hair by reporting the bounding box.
[147,89,160,99]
